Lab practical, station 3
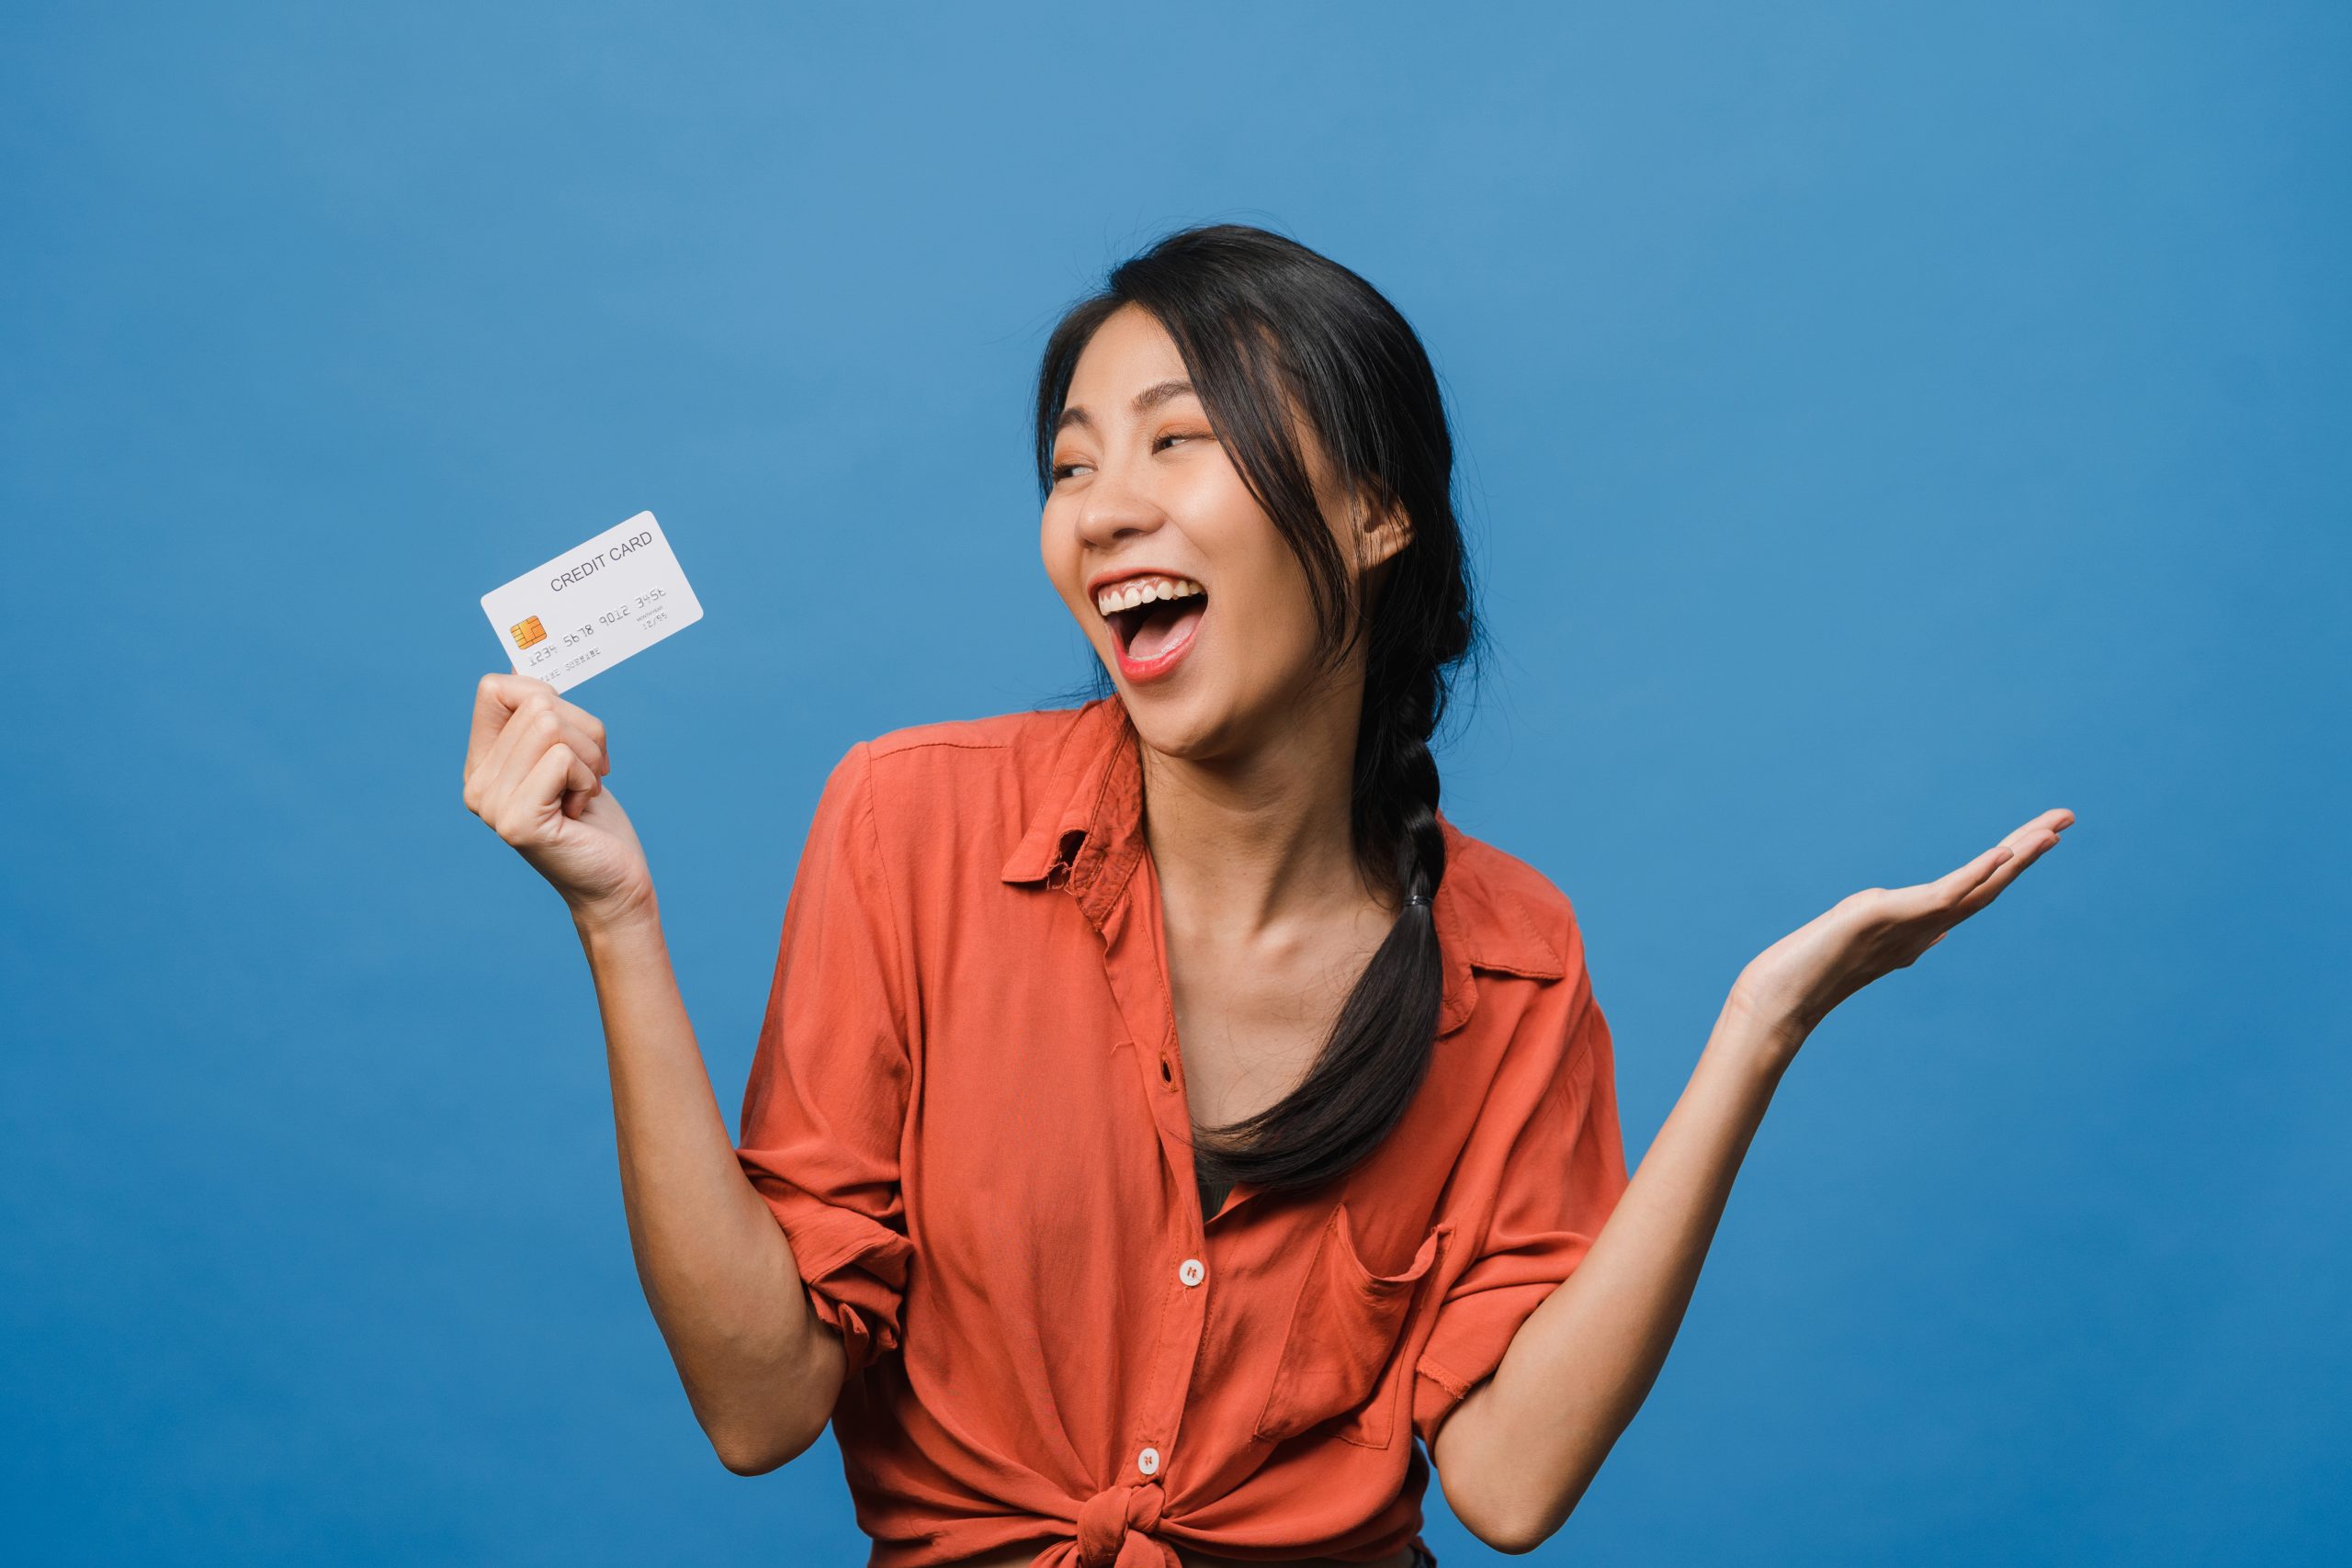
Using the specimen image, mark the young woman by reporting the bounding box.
[460,224,2070,1567]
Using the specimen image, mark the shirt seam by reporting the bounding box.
[1562,980,1600,1077]
[1414,1350,1475,1400]
[851,739,919,1049]
[865,734,1015,757]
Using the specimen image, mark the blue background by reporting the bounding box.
[5,4,2345,1562]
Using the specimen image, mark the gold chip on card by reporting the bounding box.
[510,615,548,649]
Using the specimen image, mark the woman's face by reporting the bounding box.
[1041,302,1404,762]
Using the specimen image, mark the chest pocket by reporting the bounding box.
[1254,1201,1452,1450]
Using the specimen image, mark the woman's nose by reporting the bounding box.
[1072,462,1165,548]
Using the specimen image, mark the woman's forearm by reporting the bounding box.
[1432,992,1796,1551]
[573,902,844,1471]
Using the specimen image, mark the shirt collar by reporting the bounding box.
[997,696,1139,894]
[1000,695,1566,1032]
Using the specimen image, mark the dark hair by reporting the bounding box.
[1032,222,1481,1196]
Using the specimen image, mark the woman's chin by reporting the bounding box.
[1117,680,1232,761]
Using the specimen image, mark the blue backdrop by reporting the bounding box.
[5,4,2345,1562]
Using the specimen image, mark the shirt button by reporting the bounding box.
[1137,1446,1161,1476]
[1178,1258,1205,1287]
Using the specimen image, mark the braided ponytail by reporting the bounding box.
[1035,222,1482,1196]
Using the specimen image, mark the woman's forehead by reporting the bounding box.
[1066,305,1190,399]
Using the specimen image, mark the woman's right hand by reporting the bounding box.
[461,672,654,926]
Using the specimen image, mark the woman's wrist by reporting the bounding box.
[1717,981,1812,1077]
[571,888,664,951]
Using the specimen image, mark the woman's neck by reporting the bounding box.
[1135,682,1375,939]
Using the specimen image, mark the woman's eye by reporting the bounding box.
[1051,433,1205,480]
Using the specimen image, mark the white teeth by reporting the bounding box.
[1094,575,1204,617]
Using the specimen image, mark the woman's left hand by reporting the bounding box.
[1727,807,2076,1062]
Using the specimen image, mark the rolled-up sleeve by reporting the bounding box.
[734,741,917,1374]
[1412,982,1631,1452]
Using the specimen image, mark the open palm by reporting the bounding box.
[1732,807,2076,1048]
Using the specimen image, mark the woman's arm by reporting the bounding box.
[1433,808,2074,1551]
[577,899,849,1473]
[459,673,845,1473]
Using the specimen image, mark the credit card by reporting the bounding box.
[480,511,705,692]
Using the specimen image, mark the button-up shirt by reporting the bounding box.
[733,695,1630,1566]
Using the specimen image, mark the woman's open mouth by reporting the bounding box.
[1096,573,1207,682]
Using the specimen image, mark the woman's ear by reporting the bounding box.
[1355,490,1414,572]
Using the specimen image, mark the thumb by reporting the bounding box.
[560,753,602,818]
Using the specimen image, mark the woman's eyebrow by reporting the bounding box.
[1056,378,1198,434]
[1132,377,1196,411]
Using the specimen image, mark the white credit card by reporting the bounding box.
[481,511,704,692]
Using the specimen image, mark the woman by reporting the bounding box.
[459,224,2070,1567]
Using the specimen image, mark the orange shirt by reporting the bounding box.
[733,695,1631,1567]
